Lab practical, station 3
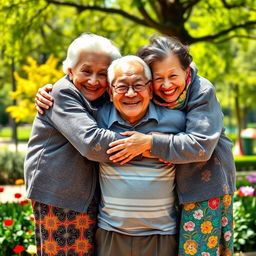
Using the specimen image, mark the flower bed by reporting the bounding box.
[0,182,36,256]
[234,172,256,253]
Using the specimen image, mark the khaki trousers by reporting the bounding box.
[96,228,178,256]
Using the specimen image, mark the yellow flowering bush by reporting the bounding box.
[7,55,63,123]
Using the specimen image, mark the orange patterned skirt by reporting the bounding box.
[32,198,98,256]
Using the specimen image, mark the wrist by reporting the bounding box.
[145,135,152,151]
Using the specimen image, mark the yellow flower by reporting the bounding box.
[222,195,232,208]
[201,221,213,234]
[207,236,218,248]
[26,245,37,255]
[184,240,198,255]
[15,179,24,185]
[183,202,196,211]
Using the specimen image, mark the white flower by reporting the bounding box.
[193,209,203,220]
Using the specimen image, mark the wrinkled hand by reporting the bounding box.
[107,131,152,165]
[35,84,54,114]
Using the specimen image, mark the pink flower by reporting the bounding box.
[237,186,255,197]
[183,221,195,231]
[201,252,210,256]
[193,209,203,220]
[221,216,228,227]
[224,231,232,241]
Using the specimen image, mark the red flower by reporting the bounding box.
[3,219,14,226]
[14,193,22,199]
[208,197,220,210]
[19,200,29,206]
[13,245,25,254]
[0,187,4,192]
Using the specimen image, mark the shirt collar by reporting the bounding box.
[108,101,159,129]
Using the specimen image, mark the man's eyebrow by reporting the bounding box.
[117,77,145,83]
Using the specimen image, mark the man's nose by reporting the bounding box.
[125,86,137,97]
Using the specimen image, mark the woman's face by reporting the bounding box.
[68,51,111,101]
[151,53,189,103]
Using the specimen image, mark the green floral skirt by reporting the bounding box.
[178,195,233,256]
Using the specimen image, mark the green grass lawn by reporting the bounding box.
[0,125,31,141]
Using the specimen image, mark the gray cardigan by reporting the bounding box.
[151,67,236,203]
[24,76,121,212]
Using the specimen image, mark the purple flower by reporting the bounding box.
[237,186,255,196]
[246,173,256,183]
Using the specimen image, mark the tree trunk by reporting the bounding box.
[10,57,18,152]
[234,84,244,155]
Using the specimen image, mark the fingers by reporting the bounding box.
[119,131,136,136]
[37,89,53,102]
[109,149,128,161]
[35,104,44,115]
[107,143,125,154]
[120,155,134,165]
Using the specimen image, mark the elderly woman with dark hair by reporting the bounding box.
[24,33,123,256]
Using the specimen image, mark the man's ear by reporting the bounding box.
[148,81,153,100]
[68,68,73,80]
[107,86,113,102]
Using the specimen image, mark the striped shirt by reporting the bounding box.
[96,102,186,236]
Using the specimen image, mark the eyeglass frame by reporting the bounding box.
[111,80,152,94]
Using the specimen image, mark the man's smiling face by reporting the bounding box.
[109,61,152,125]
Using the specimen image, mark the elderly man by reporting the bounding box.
[95,55,186,256]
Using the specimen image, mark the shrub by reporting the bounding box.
[0,151,25,184]
[0,189,35,256]
[235,156,256,171]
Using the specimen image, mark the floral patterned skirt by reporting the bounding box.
[178,195,234,256]
[32,198,98,256]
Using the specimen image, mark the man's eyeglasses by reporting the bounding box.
[112,80,151,94]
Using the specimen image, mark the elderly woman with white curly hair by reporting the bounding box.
[24,33,122,256]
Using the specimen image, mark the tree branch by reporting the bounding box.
[191,20,256,43]
[221,0,246,9]
[215,35,256,44]
[45,0,149,27]
[183,0,202,11]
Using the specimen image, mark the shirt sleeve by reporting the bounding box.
[151,78,224,163]
[45,84,123,162]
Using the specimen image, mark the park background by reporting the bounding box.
[0,0,256,255]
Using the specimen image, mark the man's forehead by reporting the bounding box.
[114,61,145,80]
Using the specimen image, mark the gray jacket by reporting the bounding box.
[24,76,121,212]
[151,67,236,203]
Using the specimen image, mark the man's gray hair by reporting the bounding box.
[108,55,152,85]
[63,33,121,74]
